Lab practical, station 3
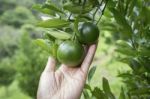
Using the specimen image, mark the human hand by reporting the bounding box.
[37,43,97,99]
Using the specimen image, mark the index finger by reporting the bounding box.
[81,43,98,73]
[44,57,56,72]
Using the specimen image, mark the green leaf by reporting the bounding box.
[33,39,52,53]
[37,19,70,28]
[33,39,59,58]
[116,40,138,56]
[129,59,144,73]
[63,2,92,14]
[32,4,55,16]
[138,48,150,57]
[83,89,90,99]
[102,77,115,99]
[84,84,92,91]
[74,17,79,34]
[141,6,150,24]
[102,77,111,94]
[117,72,132,78]
[116,40,131,48]
[46,29,72,40]
[32,4,43,10]
[42,3,64,14]
[43,32,55,41]
[117,0,125,14]
[127,0,136,16]
[116,48,137,57]
[63,3,81,14]
[89,0,99,6]
[109,8,132,37]
[88,66,96,82]
[116,40,137,56]
[80,14,93,21]
[119,87,126,99]
[107,0,117,9]
[130,87,150,95]
[92,87,108,99]
[139,57,150,72]
[100,22,117,32]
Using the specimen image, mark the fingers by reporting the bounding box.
[44,57,56,72]
[81,43,97,73]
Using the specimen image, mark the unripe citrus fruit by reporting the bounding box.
[77,22,99,44]
[57,41,85,67]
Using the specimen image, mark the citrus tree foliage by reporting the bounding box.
[100,0,150,98]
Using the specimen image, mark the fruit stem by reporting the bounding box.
[68,13,72,21]
[72,32,76,41]
[71,0,86,41]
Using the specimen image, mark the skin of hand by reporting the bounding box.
[37,43,97,99]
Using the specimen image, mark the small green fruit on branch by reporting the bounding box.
[77,22,100,44]
[33,0,108,67]
[57,41,85,67]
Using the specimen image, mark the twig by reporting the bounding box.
[96,0,109,25]
[130,38,137,50]
[68,13,72,21]
[93,0,104,21]
[93,7,99,22]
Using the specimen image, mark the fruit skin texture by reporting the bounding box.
[77,22,99,44]
[57,41,85,67]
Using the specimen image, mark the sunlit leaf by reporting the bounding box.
[127,0,136,16]
[46,29,72,40]
[117,72,132,78]
[88,66,96,82]
[42,3,64,14]
[37,19,70,28]
[116,40,137,56]
[43,32,55,41]
[92,87,107,99]
[109,8,132,37]
[83,89,90,99]
[32,4,55,15]
[84,84,92,91]
[116,40,131,48]
[63,2,92,14]
[103,77,111,93]
[119,87,126,99]
[33,39,52,53]
[102,77,115,99]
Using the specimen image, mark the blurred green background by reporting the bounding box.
[0,0,137,98]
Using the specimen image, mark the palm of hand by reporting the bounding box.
[37,44,97,99]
